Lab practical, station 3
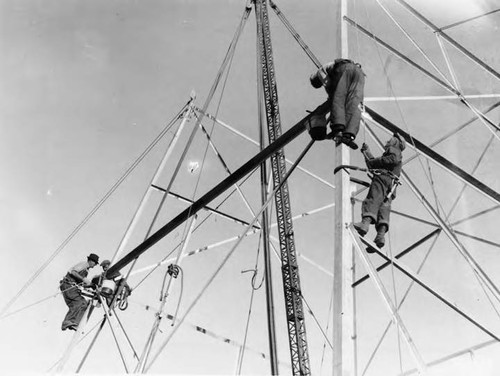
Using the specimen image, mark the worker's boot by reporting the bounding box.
[330,123,345,135]
[374,225,387,248]
[353,217,371,236]
[338,133,359,150]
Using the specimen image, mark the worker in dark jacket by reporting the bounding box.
[60,253,99,331]
[309,59,365,149]
[354,134,406,248]
[91,260,132,307]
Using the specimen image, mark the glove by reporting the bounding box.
[361,143,369,153]
[83,278,91,286]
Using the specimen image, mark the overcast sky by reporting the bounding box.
[1,0,500,375]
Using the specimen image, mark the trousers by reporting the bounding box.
[361,174,393,231]
[60,280,88,330]
[328,62,365,136]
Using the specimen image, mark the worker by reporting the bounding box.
[353,133,406,248]
[59,253,99,331]
[309,59,365,149]
[92,260,131,307]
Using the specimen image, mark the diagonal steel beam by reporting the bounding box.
[348,226,428,373]
[353,228,441,287]
[364,106,500,206]
[107,104,323,277]
[366,124,500,304]
[355,231,500,342]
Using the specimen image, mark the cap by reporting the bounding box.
[101,259,111,268]
[87,253,99,264]
[310,72,323,89]
[393,132,406,151]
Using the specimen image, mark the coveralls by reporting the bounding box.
[60,261,91,330]
[361,139,403,232]
[311,59,365,137]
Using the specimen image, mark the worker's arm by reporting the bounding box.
[365,146,402,169]
[68,262,91,285]
[361,143,375,166]
[310,62,336,88]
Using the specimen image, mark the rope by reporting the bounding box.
[144,140,316,372]
[130,168,260,292]
[0,102,189,319]
[237,233,264,374]
[1,283,84,320]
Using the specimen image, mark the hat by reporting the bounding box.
[393,132,406,151]
[101,259,111,267]
[310,73,323,89]
[87,253,99,263]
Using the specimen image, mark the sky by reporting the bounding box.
[1,0,500,375]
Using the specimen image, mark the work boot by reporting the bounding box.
[330,123,345,136]
[374,225,387,248]
[338,133,358,150]
[353,217,371,236]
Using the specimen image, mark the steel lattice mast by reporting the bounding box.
[254,0,310,374]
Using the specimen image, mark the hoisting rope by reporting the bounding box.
[237,232,265,374]
[0,101,191,319]
[144,139,316,372]
[130,168,261,293]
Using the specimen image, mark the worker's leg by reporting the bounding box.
[362,176,385,222]
[374,199,391,248]
[330,64,348,133]
[60,283,86,330]
[73,298,89,328]
[343,64,365,138]
[60,282,78,330]
[355,176,384,235]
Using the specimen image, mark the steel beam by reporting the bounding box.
[364,106,500,206]
[107,104,322,278]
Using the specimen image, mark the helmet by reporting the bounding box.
[87,253,99,264]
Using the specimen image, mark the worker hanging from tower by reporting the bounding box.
[308,59,365,149]
[354,133,406,249]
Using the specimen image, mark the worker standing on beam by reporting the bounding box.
[59,253,100,331]
[354,133,406,248]
[309,59,365,149]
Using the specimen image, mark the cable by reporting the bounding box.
[1,283,86,320]
[144,140,315,372]
[237,233,264,374]
[130,167,261,292]
[168,266,184,326]
[0,102,190,319]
